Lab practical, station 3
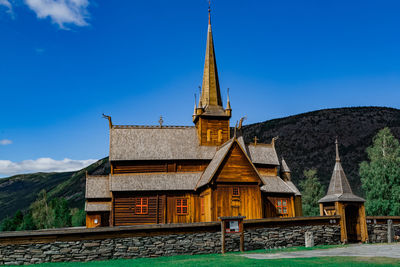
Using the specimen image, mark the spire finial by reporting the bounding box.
[208,0,211,24]
[335,137,340,162]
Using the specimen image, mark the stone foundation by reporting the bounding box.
[367,223,400,243]
[0,224,341,265]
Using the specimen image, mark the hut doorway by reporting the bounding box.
[345,205,361,242]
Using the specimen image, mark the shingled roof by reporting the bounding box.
[85,202,111,212]
[260,176,295,194]
[109,126,279,166]
[86,175,110,199]
[281,158,291,173]
[111,173,202,191]
[319,139,365,203]
[110,127,216,161]
[247,144,279,165]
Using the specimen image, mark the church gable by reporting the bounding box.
[215,142,261,183]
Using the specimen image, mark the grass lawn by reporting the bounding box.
[31,245,400,267]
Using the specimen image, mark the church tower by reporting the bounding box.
[193,8,231,146]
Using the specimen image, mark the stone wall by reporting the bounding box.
[367,223,400,243]
[0,223,341,265]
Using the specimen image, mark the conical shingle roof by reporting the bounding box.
[319,139,365,203]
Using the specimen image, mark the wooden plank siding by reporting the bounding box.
[113,192,164,226]
[211,184,262,221]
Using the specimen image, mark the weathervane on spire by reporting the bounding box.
[208,0,211,24]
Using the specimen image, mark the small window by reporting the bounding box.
[218,129,223,143]
[207,129,212,142]
[200,198,205,215]
[232,187,240,196]
[135,197,149,215]
[176,198,188,215]
[276,199,288,215]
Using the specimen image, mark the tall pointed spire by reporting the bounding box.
[200,3,223,109]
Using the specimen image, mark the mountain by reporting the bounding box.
[242,106,400,195]
[0,158,109,221]
[1,106,400,221]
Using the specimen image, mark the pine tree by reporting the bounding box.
[360,127,400,216]
[299,169,325,216]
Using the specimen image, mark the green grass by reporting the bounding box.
[30,245,400,267]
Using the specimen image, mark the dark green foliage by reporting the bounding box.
[360,127,400,216]
[18,212,36,230]
[0,210,35,231]
[71,208,86,227]
[50,198,71,228]
[299,169,325,216]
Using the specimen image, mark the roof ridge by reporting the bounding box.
[113,125,195,129]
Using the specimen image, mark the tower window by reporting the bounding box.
[207,129,212,142]
[218,129,223,143]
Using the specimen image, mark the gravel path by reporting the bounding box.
[242,244,400,259]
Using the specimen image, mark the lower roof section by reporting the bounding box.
[110,173,202,191]
[260,176,296,194]
[85,202,111,212]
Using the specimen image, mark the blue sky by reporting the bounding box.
[0,0,399,176]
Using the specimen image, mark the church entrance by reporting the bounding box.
[345,205,361,242]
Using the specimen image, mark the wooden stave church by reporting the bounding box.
[85,12,302,228]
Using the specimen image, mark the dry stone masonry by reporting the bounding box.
[0,224,340,265]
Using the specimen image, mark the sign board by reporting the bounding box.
[225,220,240,233]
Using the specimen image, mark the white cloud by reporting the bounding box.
[0,0,13,14]
[0,158,97,176]
[24,0,90,29]
[0,139,12,145]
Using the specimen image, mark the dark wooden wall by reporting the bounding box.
[112,160,209,174]
[113,192,164,226]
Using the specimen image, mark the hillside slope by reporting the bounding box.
[1,106,399,221]
[0,158,109,221]
[242,106,400,195]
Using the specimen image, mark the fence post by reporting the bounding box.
[387,219,394,243]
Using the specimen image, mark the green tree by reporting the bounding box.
[18,212,36,231]
[360,127,400,216]
[50,198,71,228]
[30,190,54,229]
[71,208,86,227]
[299,169,325,216]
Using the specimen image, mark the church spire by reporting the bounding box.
[200,3,223,109]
